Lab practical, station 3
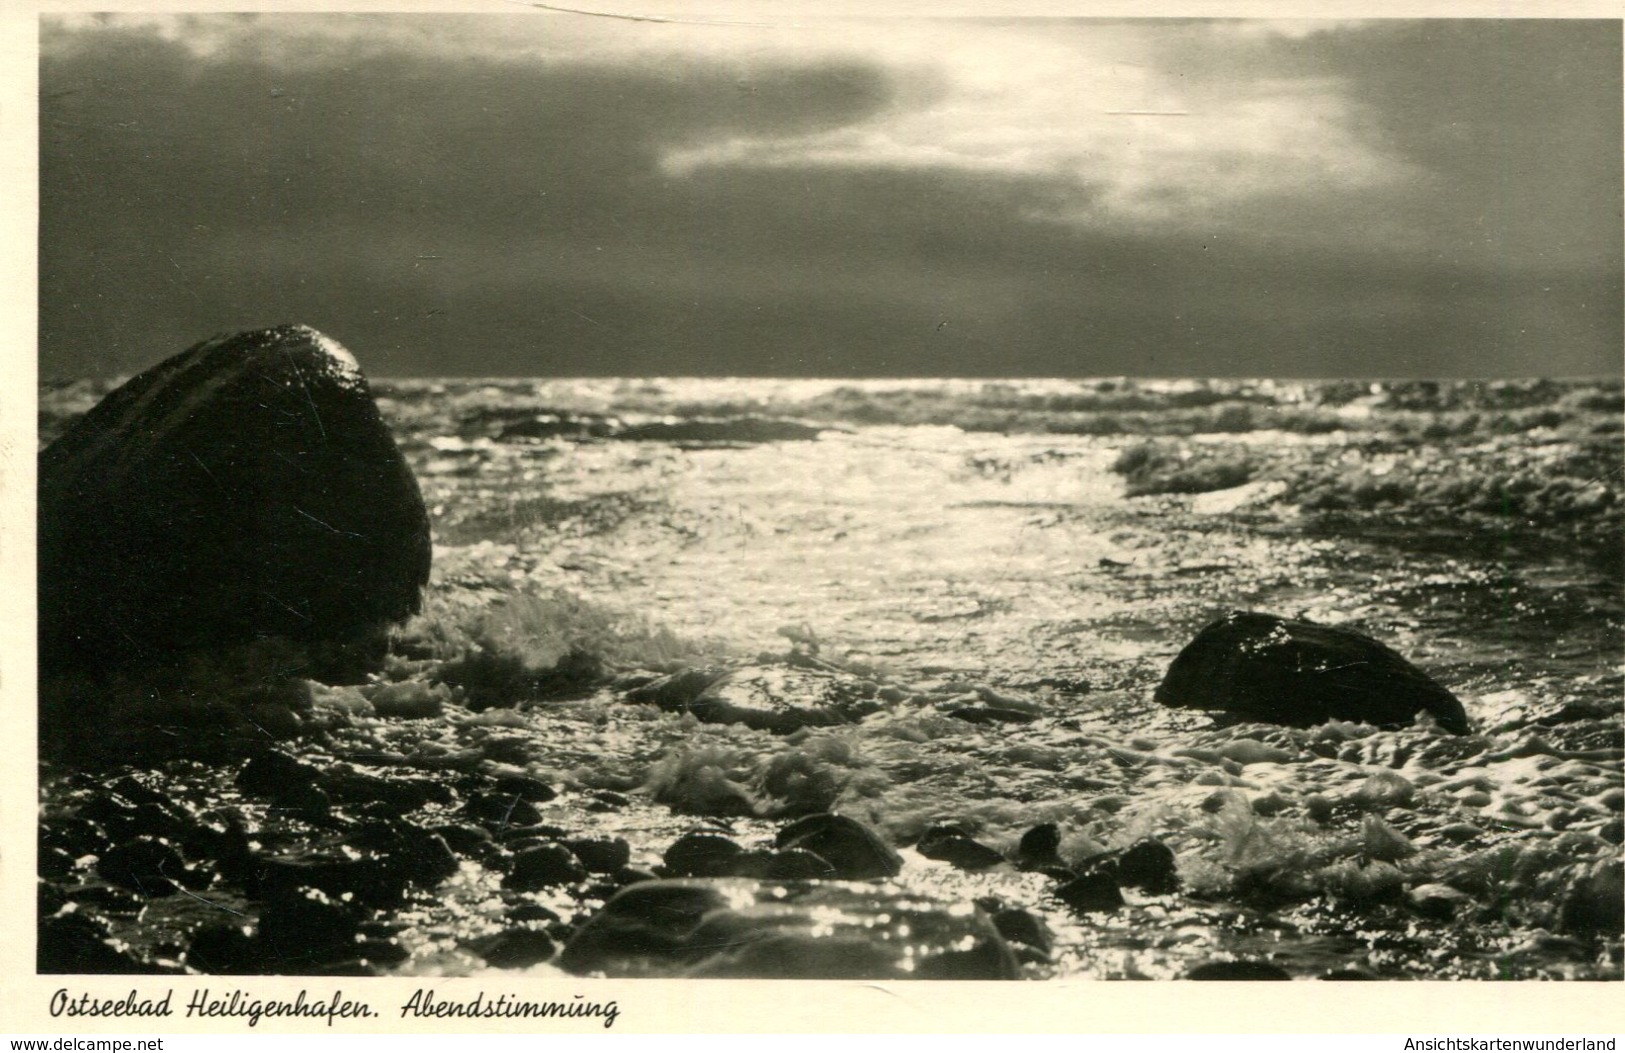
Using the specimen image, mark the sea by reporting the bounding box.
[37,374,1625,979]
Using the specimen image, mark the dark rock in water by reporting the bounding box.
[38,911,165,974]
[1558,860,1623,937]
[237,750,321,796]
[70,885,147,916]
[1155,611,1469,734]
[564,837,631,874]
[39,325,431,677]
[1187,959,1292,980]
[558,880,727,974]
[662,831,745,878]
[496,822,572,844]
[96,836,190,897]
[504,844,588,891]
[490,773,559,803]
[470,928,558,969]
[776,813,902,880]
[625,668,733,710]
[757,848,836,880]
[506,902,562,924]
[1054,869,1124,913]
[1014,822,1064,871]
[463,792,545,832]
[586,790,630,811]
[559,879,1016,979]
[612,866,662,887]
[917,826,1007,870]
[626,664,874,734]
[40,846,78,881]
[1112,838,1180,895]
[256,886,363,970]
[185,923,265,974]
[988,907,1054,955]
[247,822,455,907]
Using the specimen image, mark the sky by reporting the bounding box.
[37,13,1623,379]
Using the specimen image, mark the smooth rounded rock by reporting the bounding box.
[1155,611,1469,734]
[39,325,431,676]
[1014,822,1063,870]
[95,836,188,897]
[563,838,631,875]
[662,831,745,878]
[504,844,588,891]
[775,813,901,880]
[255,886,363,969]
[916,827,1006,871]
[1187,959,1292,980]
[472,928,558,969]
[1054,869,1124,913]
[559,879,1016,979]
[1114,838,1180,894]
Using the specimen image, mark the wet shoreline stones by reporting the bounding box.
[1155,611,1470,734]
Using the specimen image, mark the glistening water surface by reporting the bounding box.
[38,376,1623,979]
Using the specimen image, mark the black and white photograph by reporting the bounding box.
[19,0,1625,1027]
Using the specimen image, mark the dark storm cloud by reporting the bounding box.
[39,16,1622,379]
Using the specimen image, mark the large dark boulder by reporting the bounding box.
[40,326,431,676]
[1155,611,1469,734]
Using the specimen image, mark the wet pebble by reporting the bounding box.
[498,822,572,843]
[96,836,188,897]
[775,813,901,880]
[663,831,746,878]
[1115,839,1180,894]
[39,881,68,917]
[322,769,452,812]
[463,792,545,831]
[758,848,835,880]
[39,845,78,881]
[916,827,1006,871]
[472,928,557,969]
[504,844,588,891]
[1014,822,1063,870]
[612,866,661,887]
[562,838,631,874]
[256,887,364,970]
[1408,883,1474,921]
[585,790,630,812]
[237,751,322,796]
[41,815,105,856]
[1558,860,1624,937]
[491,773,559,802]
[431,822,495,857]
[989,907,1054,955]
[70,885,147,916]
[506,901,561,924]
[1054,869,1124,913]
[39,910,160,973]
[559,880,726,975]
[560,879,1015,979]
[1187,960,1292,980]
[185,923,264,974]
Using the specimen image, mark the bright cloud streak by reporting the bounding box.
[660,26,1412,230]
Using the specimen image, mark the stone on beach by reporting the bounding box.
[39,324,431,678]
[1154,611,1469,734]
[558,878,1017,979]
